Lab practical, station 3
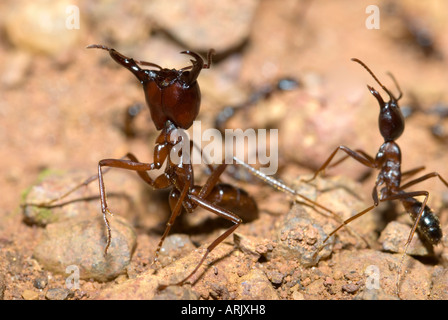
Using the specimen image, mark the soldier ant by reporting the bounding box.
[303,58,448,297]
[24,45,260,289]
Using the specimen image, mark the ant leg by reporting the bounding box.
[327,149,375,170]
[318,204,377,247]
[196,163,228,199]
[97,156,171,254]
[322,189,430,297]
[399,172,448,191]
[158,194,241,290]
[317,190,428,246]
[21,155,133,209]
[377,190,430,297]
[233,157,370,246]
[152,181,191,266]
[401,166,426,179]
[189,140,215,174]
[304,146,377,183]
[233,157,334,213]
[313,187,413,252]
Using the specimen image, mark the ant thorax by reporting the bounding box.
[375,141,402,196]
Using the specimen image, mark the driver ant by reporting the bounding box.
[303,58,448,297]
[23,45,261,290]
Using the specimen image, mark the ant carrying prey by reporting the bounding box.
[24,45,261,289]
[303,58,448,297]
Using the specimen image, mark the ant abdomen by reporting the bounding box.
[401,197,442,245]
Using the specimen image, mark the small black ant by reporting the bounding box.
[303,58,448,296]
[214,78,300,134]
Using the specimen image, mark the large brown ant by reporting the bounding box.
[23,45,261,289]
[303,58,448,296]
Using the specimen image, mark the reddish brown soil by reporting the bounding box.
[1,0,448,300]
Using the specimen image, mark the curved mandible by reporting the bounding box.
[180,49,215,85]
[87,44,156,82]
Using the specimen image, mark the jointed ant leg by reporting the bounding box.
[304,146,377,183]
[97,156,171,254]
[399,172,448,191]
[313,188,430,296]
[400,166,426,182]
[318,190,429,247]
[385,190,430,296]
[22,156,131,208]
[197,163,229,199]
[152,181,191,265]
[327,149,375,170]
[232,157,370,246]
[158,194,241,289]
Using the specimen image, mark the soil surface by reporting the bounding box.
[1,0,448,300]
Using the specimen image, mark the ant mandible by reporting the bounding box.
[304,58,448,296]
[26,44,259,290]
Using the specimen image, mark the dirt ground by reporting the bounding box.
[1,0,448,300]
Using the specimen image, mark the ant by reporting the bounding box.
[302,58,448,297]
[24,45,260,290]
[214,77,300,134]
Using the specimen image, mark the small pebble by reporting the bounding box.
[1,51,31,88]
[33,216,136,282]
[292,290,305,300]
[333,270,343,280]
[342,283,359,294]
[323,277,334,286]
[45,288,72,300]
[5,0,82,55]
[33,277,48,289]
[22,290,39,300]
[267,270,284,285]
[237,268,279,300]
[379,221,431,256]
[157,234,195,267]
[145,0,258,51]
[274,203,333,267]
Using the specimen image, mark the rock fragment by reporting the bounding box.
[33,216,136,282]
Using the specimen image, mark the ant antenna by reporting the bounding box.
[351,58,401,101]
[386,72,403,100]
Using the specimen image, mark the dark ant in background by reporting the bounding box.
[121,102,145,138]
[302,58,448,296]
[24,45,261,289]
[213,77,300,183]
[383,1,443,60]
[214,77,300,134]
[429,103,448,141]
[399,93,448,143]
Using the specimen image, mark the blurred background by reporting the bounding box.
[1,0,448,246]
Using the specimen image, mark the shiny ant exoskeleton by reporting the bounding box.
[304,58,448,296]
[24,45,260,289]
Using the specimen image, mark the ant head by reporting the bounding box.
[88,44,215,130]
[352,58,405,142]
